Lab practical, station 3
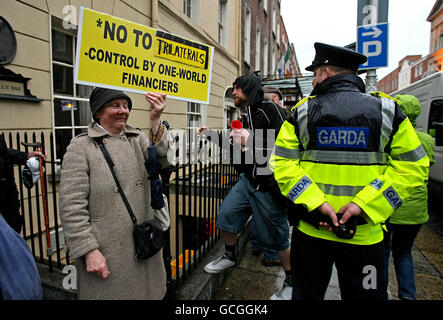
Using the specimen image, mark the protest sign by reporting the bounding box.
[74,7,214,104]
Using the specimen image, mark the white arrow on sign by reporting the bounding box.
[362,26,382,38]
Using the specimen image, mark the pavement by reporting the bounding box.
[214,224,443,300]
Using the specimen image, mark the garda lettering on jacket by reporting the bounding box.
[317,127,369,149]
[370,178,385,191]
[383,186,402,210]
[288,176,312,202]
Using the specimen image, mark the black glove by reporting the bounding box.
[22,164,34,189]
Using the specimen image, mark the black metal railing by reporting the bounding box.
[1,130,239,296]
[162,131,240,297]
[1,131,67,272]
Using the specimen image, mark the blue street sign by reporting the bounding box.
[357,22,388,70]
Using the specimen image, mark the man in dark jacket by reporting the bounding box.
[0,135,45,233]
[202,74,292,295]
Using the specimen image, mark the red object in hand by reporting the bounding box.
[231,120,242,129]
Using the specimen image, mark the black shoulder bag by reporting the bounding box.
[95,137,165,260]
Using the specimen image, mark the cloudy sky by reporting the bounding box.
[280,0,436,80]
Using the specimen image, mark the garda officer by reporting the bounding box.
[270,42,429,300]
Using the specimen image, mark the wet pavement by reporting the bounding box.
[214,222,443,300]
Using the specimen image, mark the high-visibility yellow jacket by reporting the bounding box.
[270,74,429,245]
[390,94,435,225]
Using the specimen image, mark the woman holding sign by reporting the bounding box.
[60,87,171,299]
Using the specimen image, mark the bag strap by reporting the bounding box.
[95,137,138,225]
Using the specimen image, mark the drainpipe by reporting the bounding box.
[151,0,158,29]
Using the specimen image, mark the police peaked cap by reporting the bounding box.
[89,87,132,120]
[305,42,367,72]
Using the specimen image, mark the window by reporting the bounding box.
[263,40,268,77]
[187,102,201,151]
[272,2,276,36]
[440,33,443,49]
[272,47,276,77]
[218,0,227,47]
[263,0,268,14]
[244,5,251,65]
[183,0,192,18]
[255,28,261,72]
[51,18,93,161]
[183,0,200,24]
[428,99,443,137]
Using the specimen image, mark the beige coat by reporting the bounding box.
[60,122,171,300]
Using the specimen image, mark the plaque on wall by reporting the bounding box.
[0,16,17,65]
[0,67,42,102]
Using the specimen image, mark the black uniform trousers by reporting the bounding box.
[291,228,385,300]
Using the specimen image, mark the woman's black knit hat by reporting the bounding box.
[89,87,132,120]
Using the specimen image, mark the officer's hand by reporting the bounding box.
[317,202,339,231]
[338,202,362,224]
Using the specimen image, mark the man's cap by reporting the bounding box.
[89,87,132,120]
[305,42,367,72]
[263,86,283,100]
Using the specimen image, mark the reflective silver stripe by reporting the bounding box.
[391,144,427,162]
[379,97,396,152]
[301,150,388,164]
[273,145,300,159]
[317,183,364,197]
[297,101,310,149]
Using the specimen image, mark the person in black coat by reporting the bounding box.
[0,135,45,233]
[200,74,292,298]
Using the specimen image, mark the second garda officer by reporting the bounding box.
[270,42,429,300]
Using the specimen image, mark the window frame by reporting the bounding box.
[218,0,228,47]
[272,47,276,77]
[428,99,443,136]
[183,0,200,24]
[186,102,202,152]
[50,18,93,162]
[255,27,261,72]
[263,40,268,77]
[244,4,251,65]
[183,0,192,18]
[272,2,277,37]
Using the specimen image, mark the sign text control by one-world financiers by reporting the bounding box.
[74,7,214,104]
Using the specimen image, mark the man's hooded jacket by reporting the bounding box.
[231,74,287,188]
